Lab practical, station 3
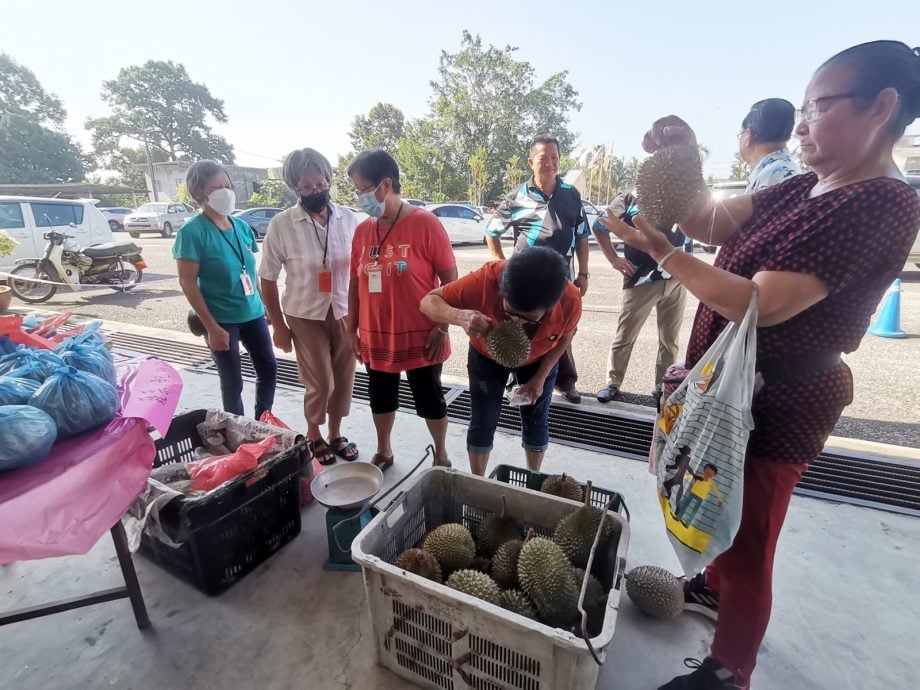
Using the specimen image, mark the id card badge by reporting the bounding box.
[318,270,333,293]
[240,271,255,296]
[367,267,383,294]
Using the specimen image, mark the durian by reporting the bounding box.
[423,523,475,575]
[500,589,538,620]
[572,567,607,637]
[477,495,521,558]
[553,482,614,568]
[624,565,684,619]
[485,321,531,369]
[635,144,707,232]
[471,556,492,574]
[446,569,504,607]
[490,538,523,589]
[517,536,580,628]
[540,473,583,502]
[394,548,443,583]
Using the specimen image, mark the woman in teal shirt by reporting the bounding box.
[173,160,277,418]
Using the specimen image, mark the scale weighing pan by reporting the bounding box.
[311,462,384,510]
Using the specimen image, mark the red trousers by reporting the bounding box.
[705,459,808,686]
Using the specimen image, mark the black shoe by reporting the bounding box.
[683,572,719,622]
[596,384,620,403]
[658,658,747,690]
[556,384,582,404]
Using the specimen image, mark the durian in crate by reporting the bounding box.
[553,481,615,568]
[394,547,443,583]
[490,537,524,589]
[500,589,538,620]
[540,472,583,502]
[635,144,707,232]
[517,534,581,628]
[422,523,475,575]
[485,320,531,369]
[476,494,521,558]
[624,565,684,619]
[446,569,504,608]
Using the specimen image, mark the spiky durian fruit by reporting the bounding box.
[446,569,504,607]
[477,495,521,558]
[485,321,531,369]
[636,145,707,232]
[394,548,443,583]
[540,473,583,502]
[423,523,475,575]
[624,565,684,619]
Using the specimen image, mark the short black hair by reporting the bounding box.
[347,149,401,193]
[820,40,920,137]
[499,247,568,312]
[741,99,796,144]
[703,463,718,474]
[529,135,560,156]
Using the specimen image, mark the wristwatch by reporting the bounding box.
[578,272,590,278]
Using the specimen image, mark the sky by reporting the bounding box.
[4,0,918,178]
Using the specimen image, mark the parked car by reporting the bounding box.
[0,196,113,275]
[404,199,428,208]
[123,202,195,238]
[232,207,284,239]
[907,175,920,268]
[427,203,491,245]
[98,206,134,231]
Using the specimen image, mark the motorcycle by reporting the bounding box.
[8,228,147,303]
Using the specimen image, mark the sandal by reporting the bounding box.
[371,453,394,473]
[330,436,359,461]
[308,438,336,466]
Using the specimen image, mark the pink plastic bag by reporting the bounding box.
[188,435,277,492]
[259,410,292,430]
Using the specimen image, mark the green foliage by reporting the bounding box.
[349,103,405,152]
[250,179,295,208]
[175,183,193,206]
[729,153,752,181]
[86,60,235,167]
[581,145,642,205]
[0,113,84,183]
[0,52,66,126]
[466,146,489,206]
[332,152,358,207]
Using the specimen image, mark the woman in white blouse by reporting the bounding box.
[258,149,359,465]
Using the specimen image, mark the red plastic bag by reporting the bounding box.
[259,410,292,430]
[188,435,277,492]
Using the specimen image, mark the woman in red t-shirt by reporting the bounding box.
[601,41,920,690]
[346,150,457,471]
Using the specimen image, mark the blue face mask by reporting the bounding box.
[357,184,386,217]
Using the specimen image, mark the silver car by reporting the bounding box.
[124,202,195,238]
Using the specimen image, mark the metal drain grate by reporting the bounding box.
[97,330,920,517]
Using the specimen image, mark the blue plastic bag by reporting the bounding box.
[55,323,115,385]
[0,336,16,356]
[0,376,41,405]
[21,314,43,331]
[0,405,58,472]
[0,346,64,382]
[29,366,119,439]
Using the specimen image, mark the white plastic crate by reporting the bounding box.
[351,467,630,690]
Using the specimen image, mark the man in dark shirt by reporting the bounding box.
[485,135,590,403]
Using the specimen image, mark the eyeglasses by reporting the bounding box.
[296,183,330,196]
[502,303,544,326]
[795,92,863,123]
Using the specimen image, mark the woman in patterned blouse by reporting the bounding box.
[601,41,920,690]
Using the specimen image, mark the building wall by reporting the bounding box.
[144,164,269,203]
[894,134,920,174]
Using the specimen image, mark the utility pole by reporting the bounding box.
[142,131,158,201]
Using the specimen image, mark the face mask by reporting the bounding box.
[300,190,330,214]
[357,184,386,217]
[207,187,236,216]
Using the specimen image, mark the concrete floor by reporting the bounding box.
[1,328,918,690]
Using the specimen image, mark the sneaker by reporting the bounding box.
[596,384,620,403]
[658,658,747,690]
[683,572,719,622]
[556,384,582,404]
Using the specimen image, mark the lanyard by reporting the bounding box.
[371,204,403,262]
[308,210,330,267]
[211,218,247,272]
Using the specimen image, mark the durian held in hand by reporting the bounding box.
[485,320,532,369]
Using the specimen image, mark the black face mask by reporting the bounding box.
[300,190,330,214]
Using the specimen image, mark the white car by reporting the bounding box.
[98,206,134,231]
[124,202,195,238]
[426,203,491,245]
[0,196,113,274]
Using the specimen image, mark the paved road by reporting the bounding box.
[14,231,920,440]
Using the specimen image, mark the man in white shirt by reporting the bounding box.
[738,98,801,193]
[258,148,360,466]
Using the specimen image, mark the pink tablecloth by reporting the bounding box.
[0,417,155,564]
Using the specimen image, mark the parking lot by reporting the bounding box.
[9,232,920,444]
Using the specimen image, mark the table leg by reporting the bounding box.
[110,521,151,630]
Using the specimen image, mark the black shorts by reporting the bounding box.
[365,364,447,419]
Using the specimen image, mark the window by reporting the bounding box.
[434,206,457,218]
[457,207,478,220]
[31,202,84,228]
[0,202,24,229]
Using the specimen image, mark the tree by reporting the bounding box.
[467,146,489,205]
[729,153,752,181]
[502,154,527,192]
[86,60,235,166]
[0,52,66,126]
[332,152,358,207]
[349,103,405,152]
[427,32,581,200]
[106,145,169,192]
[396,119,463,203]
[250,179,295,208]
[0,113,84,183]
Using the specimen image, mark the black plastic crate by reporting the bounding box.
[138,409,308,595]
[488,464,630,521]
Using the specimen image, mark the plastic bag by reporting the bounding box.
[0,376,41,405]
[0,346,65,381]
[653,291,758,577]
[29,366,119,439]
[0,405,58,472]
[0,336,16,356]
[187,435,277,492]
[259,410,292,429]
[55,323,116,385]
[648,364,690,475]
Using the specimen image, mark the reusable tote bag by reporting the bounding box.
[652,290,758,576]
